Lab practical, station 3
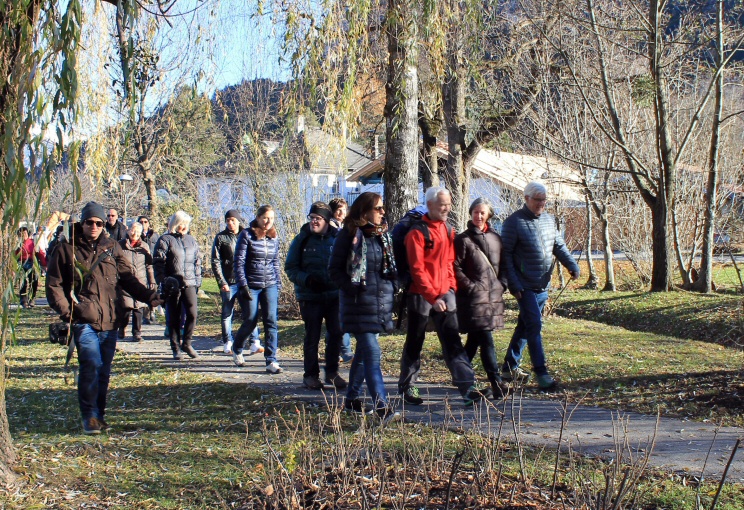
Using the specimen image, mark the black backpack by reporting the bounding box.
[391,209,452,287]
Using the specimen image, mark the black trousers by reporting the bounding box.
[120,307,144,338]
[166,286,198,353]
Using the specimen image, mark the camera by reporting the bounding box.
[49,322,70,346]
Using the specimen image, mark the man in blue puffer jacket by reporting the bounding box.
[285,202,346,390]
[501,181,580,391]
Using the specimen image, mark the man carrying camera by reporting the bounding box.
[46,202,162,435]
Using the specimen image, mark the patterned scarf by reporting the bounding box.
[348,220,397,288]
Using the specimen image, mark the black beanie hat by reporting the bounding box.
[225,209,242,223]
[308,202,332,223]
[80,202,106,222]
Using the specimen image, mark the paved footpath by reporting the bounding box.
[114,322,743,481]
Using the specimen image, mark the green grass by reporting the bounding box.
[2,276,744,507]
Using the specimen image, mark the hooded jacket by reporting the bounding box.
[153,232,203,288]
[234,220,281,290]
[105,221,128,242]
[454,222,508,332]
[501,205,578,293]
[45,223,158,331]
[285,222,339,301]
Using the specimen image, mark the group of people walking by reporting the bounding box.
[43,179,578,434]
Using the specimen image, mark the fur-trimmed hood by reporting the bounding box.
[250,219,277,240]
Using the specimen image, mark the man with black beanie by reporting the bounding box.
[46,201,163,435]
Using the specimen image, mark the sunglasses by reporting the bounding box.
[373,206,385,212]
[84,220,104,227]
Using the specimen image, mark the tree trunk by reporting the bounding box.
[600,217,616,291]
[383,0,420,224]
[691,0,724,293]
[0,224,19,483]
[650,195,673,291]
[583,195,598,289]
[442,4,469,230]
[419,111,441,189]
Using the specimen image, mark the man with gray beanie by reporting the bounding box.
[211,209,263,355]
[500,181,579,391]
[46,201,163,435]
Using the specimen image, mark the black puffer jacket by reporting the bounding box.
[119,238,156,309]
[153,232,202,288]
[105,221,128,242]
[454,222,508,333]
[285,223,339,302]
[211,227,243,287]
[142,229,159,254]
[328,227,396,334]
[501,205,578,293]
[234,221,281,290]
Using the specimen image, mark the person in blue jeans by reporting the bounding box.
[232,205,283,373]
[45,201,162,434]
[211,209,264,355]
[500,182,580,391]
[328,192,400,422]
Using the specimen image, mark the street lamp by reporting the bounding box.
[119,174,134,225]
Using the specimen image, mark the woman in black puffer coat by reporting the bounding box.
[454,198,509,398]
[154,211,202,360]
[329,192,398,420]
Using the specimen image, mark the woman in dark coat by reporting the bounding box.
[329,192,399,421]
[119,222,156,342]
[454,198,509,398]
[154,210,202,360]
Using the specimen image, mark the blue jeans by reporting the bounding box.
[340,333,353,358]
[346,332,387,410]
[73,324,117,421]
[222,284,261,344]
[233,285,279,364]
[300,298,342,378]
[503,289,549,376]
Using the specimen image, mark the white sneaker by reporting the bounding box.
[233,353,245,367]
[266,362,283,374]
[223,340,233,354]
[249,342,264,355]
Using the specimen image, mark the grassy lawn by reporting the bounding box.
[1,276,742,508]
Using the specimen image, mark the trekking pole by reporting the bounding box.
[544,249,583,318]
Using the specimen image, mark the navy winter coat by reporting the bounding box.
[234,221,282,290]
[328,227,396,334]
[153,232,203,288]
[501,205,578,293]
[285,223,339,302]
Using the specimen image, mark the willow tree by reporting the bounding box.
[0,0,82,482]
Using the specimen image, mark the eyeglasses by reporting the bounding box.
[140,219,149,224]
[107,214,117,217]
[373,206,385,212]
[307,215,325,223]
[84,220,104,227]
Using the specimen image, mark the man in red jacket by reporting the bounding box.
[397,187,492,406]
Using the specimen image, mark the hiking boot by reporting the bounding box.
[82,417,103,435]
[464,385,493,406]
[98,418,110,431]
[491,380,510,400]
[118,330,125,340]
[182,344,200,359]
[402,386,424,405]
[344,398,370,414]
[303,375,324,390]
[376,407,403,425]
[249,342,264,355]
[325,373,348,390]
[266,362,283,374]
[223,340,234,355]
[501,365,531,383]
[339,352,354,363]
[173,350,184,361]
[133,336,143,343]
[233,353,246,367]
[536,373,558,392]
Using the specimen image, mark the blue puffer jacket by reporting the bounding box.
[234,220,282,290]
[285,223,339,301]
[501,205,579,293]
[328,227,396,334]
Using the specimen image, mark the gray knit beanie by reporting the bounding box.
[80,202,106,222]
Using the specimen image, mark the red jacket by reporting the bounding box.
[404,214,457,304]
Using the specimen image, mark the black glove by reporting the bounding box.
[239,285,253,301]
[306,275,326,293]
